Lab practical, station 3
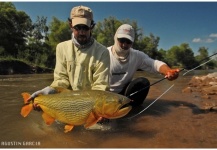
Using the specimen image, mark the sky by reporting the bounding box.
[12,1,217,55]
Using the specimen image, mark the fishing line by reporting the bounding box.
[127,68,184,99]
[196,52,217,64]
[127,84,175,119]
[125,52,217,119]
[183,55,216,76]
[127,77,168,98]
[127,52,217,98]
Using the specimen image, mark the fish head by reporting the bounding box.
[94,91,132,119]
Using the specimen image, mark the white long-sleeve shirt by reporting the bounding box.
[108,46,165,93]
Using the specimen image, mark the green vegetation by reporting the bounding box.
[0,2,216,75]
[0,58,53,75]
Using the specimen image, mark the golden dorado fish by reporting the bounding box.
[21,88,132,133]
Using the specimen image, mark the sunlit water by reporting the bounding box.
[0,70,216,148]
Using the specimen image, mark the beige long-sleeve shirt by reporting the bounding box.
[51,40,110,91]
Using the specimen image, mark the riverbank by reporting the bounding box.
[0,59,53,75]
[182,72,217,111]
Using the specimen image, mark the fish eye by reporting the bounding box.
[118,98,124,104]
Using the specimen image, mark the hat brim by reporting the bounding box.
[72,18,91,27]
[117,34,134,42]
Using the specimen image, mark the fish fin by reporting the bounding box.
[53,87,71,93]
[21,92,31,104]
[42,112,55,125]
[84,112,102,128]
[64,125,74,133]
[21,103,33,117]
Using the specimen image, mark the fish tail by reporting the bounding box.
[21,92,31,104]
[21,92,33,117]
[21,103,33,117]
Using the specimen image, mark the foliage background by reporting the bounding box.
[0,2,216,72]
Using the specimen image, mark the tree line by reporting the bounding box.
[0,2,216,70]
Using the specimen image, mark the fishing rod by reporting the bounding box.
[126,52,217,119]
[127,68,184,98]
[196,52,217,64]
[183,55,216,76]
[127,52,217,98]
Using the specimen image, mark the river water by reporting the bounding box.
[0,70,216,148]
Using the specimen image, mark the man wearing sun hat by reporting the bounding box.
[28,5,110,102]
[108,24,180,106]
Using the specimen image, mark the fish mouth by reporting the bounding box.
[110,99,132,119]
[95,98,133,119]
[120,100,133,109]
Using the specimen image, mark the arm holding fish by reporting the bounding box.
[50,42,72,89]
[27,86,56,111]
[27,43,71,110]
[91,50,110,91]
[29,86,57,100]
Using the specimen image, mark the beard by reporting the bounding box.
[76,35,89,45]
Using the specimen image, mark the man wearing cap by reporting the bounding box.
[28,5,110,101]
[108,24,180,106]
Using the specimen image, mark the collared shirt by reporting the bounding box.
[51,40,110,91]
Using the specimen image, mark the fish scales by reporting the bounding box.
[35,92,96,125]
[21,89,132,132]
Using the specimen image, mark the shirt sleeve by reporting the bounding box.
[138,51,166,73]
[91,48,110,91]
[50,43,71,89]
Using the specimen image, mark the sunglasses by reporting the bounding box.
[118,38,133,44]
[73,25,90,31]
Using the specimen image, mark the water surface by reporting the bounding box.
[0,71,216,148]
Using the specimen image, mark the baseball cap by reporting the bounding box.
[70,5,93,27]
[116,24,135,42]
